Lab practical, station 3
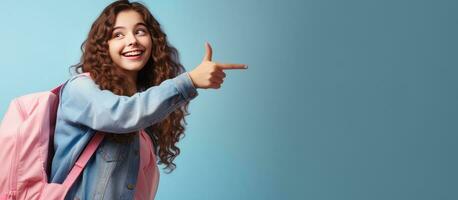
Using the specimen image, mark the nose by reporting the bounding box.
[126,33,138,46]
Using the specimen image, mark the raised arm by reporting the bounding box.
[59,72,197,133]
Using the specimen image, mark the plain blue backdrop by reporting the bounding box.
[1,0,457,199]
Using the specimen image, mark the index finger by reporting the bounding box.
[216,63,248,70]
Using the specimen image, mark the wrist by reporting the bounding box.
[186,71,198,89]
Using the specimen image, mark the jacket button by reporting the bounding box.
[127,183,135,190]
[134,149,139,156]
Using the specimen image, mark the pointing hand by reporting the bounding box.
[188,42,247,89]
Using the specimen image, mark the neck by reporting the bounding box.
[129,77,137,93]
[123,70,138,93]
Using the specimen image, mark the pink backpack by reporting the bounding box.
[0,73,104,200]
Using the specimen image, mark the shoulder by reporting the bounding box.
[59,73,101,104]
[62,74,99,94]
[66,73,98,89]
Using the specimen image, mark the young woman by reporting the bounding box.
[49,0,247,199]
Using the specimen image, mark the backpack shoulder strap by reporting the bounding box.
[57,72,98,188]
[62,132,104,188]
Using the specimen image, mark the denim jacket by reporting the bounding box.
[49,71,198,200]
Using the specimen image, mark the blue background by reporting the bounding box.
[1,0,457,199]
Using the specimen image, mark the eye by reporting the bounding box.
[113,32,124,38]
[136,28,148,36]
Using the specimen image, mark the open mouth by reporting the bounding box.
[121,50,144,60]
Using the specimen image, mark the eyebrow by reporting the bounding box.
[113,22,148,31]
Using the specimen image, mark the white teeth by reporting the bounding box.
[123,50,143,56]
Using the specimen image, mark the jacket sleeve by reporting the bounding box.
[59,72,198,133]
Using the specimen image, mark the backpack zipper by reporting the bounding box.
[9,99,25,198]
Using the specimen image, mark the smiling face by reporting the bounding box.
[108,10,152,82]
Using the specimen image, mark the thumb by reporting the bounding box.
[202,41,212,62]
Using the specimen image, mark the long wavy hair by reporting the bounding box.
[70,0,190,173]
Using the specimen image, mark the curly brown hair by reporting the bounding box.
[70,0,191,173]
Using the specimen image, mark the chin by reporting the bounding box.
[121,64,144,71]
